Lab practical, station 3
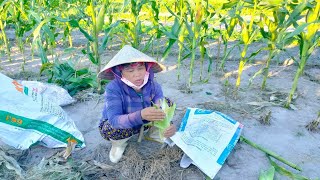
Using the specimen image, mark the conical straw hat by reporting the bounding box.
[98,45,166,80]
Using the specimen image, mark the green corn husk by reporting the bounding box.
[144,99,176,143]
[153,99,176,131]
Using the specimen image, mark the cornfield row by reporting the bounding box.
[0,0,319,107]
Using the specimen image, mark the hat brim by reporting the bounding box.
[98,62,165,80]
[98,45,166,80]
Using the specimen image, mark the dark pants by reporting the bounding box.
[99,97,173,140]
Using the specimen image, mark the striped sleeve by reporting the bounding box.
[105,85,144,129]
[152,81,164,104]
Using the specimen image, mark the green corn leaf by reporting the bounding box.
[68,19,79,27]
[172,18,181,35]
[121,0,130,12]
[87,45,97,64]
[75,68,89,76]
[165,4,179,19]
[249,67,265,86]
[42,25,55,43]
[142,35,155,52]
[68,19,93,41]
[100,20,121,51]
[160,28,177,39]
[286,2,307,27]
[307,37,320,55]
[182,52,192,61]
[161,38,177,62]
[259,166,275,180]
[247,47,267,62]
[37,39,49,64]
[40,62,54,75]
[88,53,97,65]
[248,28,260,44]
[284,22,311,40]
[32,18,51,43]
[267,156,309,180]
[184,18,194,37]
[79,26,94,42]
[222,1,238,9]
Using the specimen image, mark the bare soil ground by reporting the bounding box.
[0,34,320,179]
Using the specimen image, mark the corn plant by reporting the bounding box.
[183,0,213,86]
[30,15,54,64]
[251,4,287,90]
[163,0,213,84]
[285,0,319,108]
[60,3,85,48]
[40,60,98,96]
[12,1,31,71]
[235,0,260,89]
[197,0,214,82]
[27,0,117,94]
[218,1,241,71]
[0,1,12,62]
[160,0,189,80]
[117,0,148,49]
[143,0,161,53]
[66,0,119,92]
[87,0,107,91]
[176,0,188,80]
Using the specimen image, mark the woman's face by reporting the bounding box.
[121,63,147,86]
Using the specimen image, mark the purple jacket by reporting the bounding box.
[101,67,163,129]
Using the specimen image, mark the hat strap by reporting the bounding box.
[108,69,121,79]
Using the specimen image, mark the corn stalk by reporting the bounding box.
[182,0,207,87]
[13,0,30,71]
[144,0,161,53]
[198,0,212,82]
[236,0,259,88]
[177,0,187,80]
[285,0,319,108]
[251,6,287,90]
[160,0,188,80]
[89,0,101,91]
[0,1,12,62]
[260,12,280,90]
[219,1,241,71]
[119,0,147,49]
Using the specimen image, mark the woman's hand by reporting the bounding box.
[141,107,165,121]
[164,124,176,138]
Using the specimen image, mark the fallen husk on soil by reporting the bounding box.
[305,111,320,131]
[0,148,23,179]
[259,110,272,125]
[240,136,301,171]
[26,156,86,180]
[247,90,299,110]
[240,136,312,180]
